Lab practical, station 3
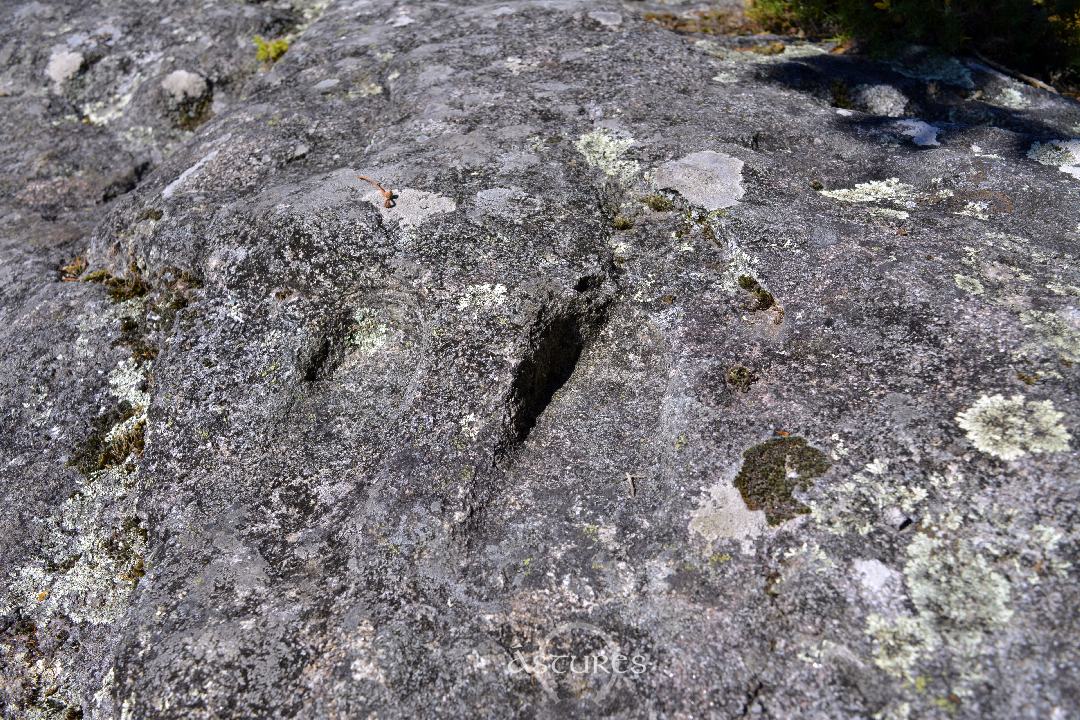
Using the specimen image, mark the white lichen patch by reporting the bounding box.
[654,151,744,210]
[993,86,1028,110]
[504,56,539,75]
[868,207,910,220]
[457,283,508,311]
[574,128,639,184]
[160,69,207,103]
[109,357,151,409]
[349,308,389,354]
[688,481,767,550]
[956,393,1070,460]
[5,463,146,626]
[905,532,1013,634]
[1047,282,1080,297]
[866,613,936,679]
[1028,139,1080,179]
[351,80,383,97]
[855,84,908,116]
[955,201,989,220]
[894,54,974,89]
[820,178,918,208]
[46,50,84,85]
[953,274,984,295]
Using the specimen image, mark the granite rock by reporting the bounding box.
[2,1,1079,718]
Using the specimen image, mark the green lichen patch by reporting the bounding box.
[1021,309,1080,364]
[574,128,639,184]
[953,274,984,296]
[956,393,1071,460]
[726,365,757,392]
[737,274,775,311]
[733,436,830,525]
[253,35,290,64]
[349,308,389,354]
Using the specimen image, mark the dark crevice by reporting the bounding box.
[299,312,353,382]
[574,274,603,293]
[506,313,585,445]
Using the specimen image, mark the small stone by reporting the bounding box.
[587,10,622,29]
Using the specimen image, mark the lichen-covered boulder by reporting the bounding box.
[2,1,1078,718]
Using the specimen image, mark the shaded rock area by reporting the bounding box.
[1,1,1079,718]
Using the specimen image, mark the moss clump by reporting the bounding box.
[69,404,142,475]
[726,365,758,392]
[641,194,674,212]
[738,274,776,311]
[749,40,787,56]
[253,35,290,64]
[642,9,743,34]
[734,436,830,525]
[82,264,150,303]
[59,255,87,282]
[612,215,634,231]
[176,94,212,131]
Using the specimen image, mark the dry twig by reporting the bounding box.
[357,175,396,208]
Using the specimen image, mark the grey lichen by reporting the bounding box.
[574,128,639,183]
[867,522,1013,692]
[956,393,1071,460]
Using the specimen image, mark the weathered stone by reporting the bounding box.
[2,1,1079,718]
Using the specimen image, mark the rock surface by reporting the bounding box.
[2,1,1079,718]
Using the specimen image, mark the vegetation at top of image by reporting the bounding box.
[746,0,1080,87]
[253,35,290,64]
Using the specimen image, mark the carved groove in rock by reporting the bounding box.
[507,312,586,444]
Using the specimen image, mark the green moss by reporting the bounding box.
[69,405,145,476]
[612,215,634,230]
[59,255,87,282]
[737,274,776,311]
[175,94,212,131]
[82,264,150,303]
[642,9,742,34]
[734,436,830,525]
[726,365,757,392]
[641,193,674,212]
[253,35,290,64]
